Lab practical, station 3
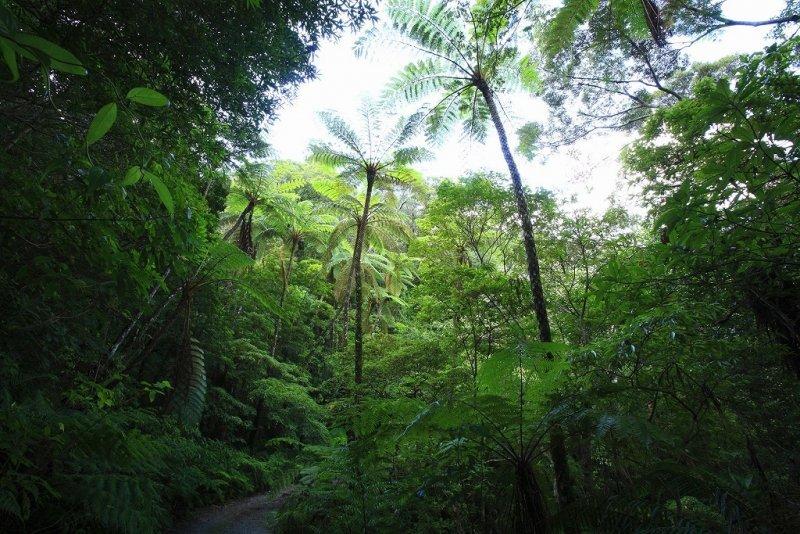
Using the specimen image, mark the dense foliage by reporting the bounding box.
[1,0,799,532]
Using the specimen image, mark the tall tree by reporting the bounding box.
[270,199,332,356]
[369,0,574,515]
[322,191,413,339]
[310,102,429,389]
[371,0,552,344]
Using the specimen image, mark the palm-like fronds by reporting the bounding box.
[376,0,536,144]
[322,192,413,343]
[311,98,430,380]
[221,159,315,258]
[385,0,470,62]
[310,100,431,183]
[323,192,412,271]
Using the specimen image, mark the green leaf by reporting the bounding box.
[86,103,117,146]
[518,54,540,93]
[517,122,541,161]
[126,87,169,107]
[236,280,285,317]
[143,170,174,214]
[208,241,255,272]
[13,32,86,75]
[122,166,142,186]
[0,37,19,81]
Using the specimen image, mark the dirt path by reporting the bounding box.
[173,486,294,534]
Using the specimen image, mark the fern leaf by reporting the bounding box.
[542,0,600,59]
[170,337,207,428]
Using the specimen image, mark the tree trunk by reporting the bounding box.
[353,171,376,390]
[223,199,255,240]
[106,267,172,362]
[248,397,264,450]
[549,425,575,508]
[271,237,297,356]
[478,80,574,509]
[238,209,255,258]
[477,81,551,342]
[513,459,548,533]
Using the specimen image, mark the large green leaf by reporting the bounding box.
[122,166,143,186]
[13,32,86,75]
[478,342,570,403]
[126,87,169,107]
[86,103,117,146]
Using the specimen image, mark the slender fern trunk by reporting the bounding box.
[326,268,353,350]
[353,171,376,389]
[271,237,298,357]
[478,81,575,512]
[238,209,255,258]
[477,80,551,342]
[514,459,549,533]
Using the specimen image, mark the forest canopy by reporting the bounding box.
[1,0,799,532]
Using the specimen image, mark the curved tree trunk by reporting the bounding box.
[224,199,255,240]
[478,81,575,511]
[237,208,256,258]
[353,171,376,391]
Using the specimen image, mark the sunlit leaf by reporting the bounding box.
[122,166,143,186]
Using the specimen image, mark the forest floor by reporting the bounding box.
[173,486,294,534]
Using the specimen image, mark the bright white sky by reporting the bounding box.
[268,0,786,213]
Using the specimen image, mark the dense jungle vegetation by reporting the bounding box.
[1,0,799,531]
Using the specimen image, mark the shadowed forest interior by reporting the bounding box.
[1,0,800,532]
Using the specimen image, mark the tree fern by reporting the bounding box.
[310,101,429,387]
[74,473,166,533]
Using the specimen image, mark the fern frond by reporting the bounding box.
[541,0,600,59]
[390,146,433,167]
[384,58,465,104]
[309,142,360,168]
[460,86,490,142]
[318,111,365,158]
[385,0,469,65]
[423,81,468,142]
[170,337,207,428]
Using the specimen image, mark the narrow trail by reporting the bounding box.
[173,486,294,534]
